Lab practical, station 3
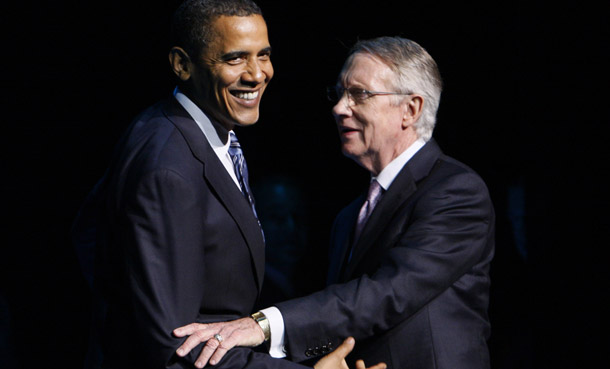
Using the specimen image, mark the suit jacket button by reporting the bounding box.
[305,349,313,357]
[321,345,330,353]
[313,347,321,356]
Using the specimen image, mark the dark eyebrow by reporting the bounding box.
[220,47,271,61]
[258,46,272,55]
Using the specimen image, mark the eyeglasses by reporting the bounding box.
[327,86,411,105]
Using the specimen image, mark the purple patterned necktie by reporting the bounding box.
[228,132,263,235]
[349,179,383,261]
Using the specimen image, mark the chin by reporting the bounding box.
[341,144,359,158]
[233,118,259,127]
[233,112,260,126]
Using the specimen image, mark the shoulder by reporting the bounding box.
[430,154,490,194]
[111,99,206,180]
[411,153,494,224]
[129,100,182,142]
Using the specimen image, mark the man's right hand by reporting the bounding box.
[173,317,264,368]
[314,337,386,369]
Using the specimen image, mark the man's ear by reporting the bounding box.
[169,47,193,81]
[402,95,424,129]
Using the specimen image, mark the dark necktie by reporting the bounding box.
[228,132,262,228]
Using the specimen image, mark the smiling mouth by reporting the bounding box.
[231,90,260,101]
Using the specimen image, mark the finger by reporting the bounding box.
[194,337,220,368]
[356,360,366,369]
[207,328,242,365]
[208,345,229,366]
[332,337,356,360]
[176,329,215,357]
[174,323,206,337]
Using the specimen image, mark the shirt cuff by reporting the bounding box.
[260,306,286,358]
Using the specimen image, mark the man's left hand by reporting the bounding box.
[173,317,264,368]
[314,337,387,369]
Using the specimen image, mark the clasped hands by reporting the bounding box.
[173,317,385,369]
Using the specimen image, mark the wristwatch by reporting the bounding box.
[250,311,271,342]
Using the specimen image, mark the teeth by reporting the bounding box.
[234,91,259,100]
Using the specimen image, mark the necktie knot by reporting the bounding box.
[228,131,242,157]
[365,180,383,207]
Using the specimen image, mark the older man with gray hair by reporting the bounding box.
[174,36,495,369]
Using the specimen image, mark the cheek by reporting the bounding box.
[214,69,241,91]
[263,63,274,81]
[214,74,239,107]
[353,108,377,136]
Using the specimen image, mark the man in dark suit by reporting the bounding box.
[173,37,495,369]
[72,1,382,368]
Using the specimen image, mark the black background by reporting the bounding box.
[1,1,609,368]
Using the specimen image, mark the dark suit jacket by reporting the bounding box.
[75,97,307,369]
[276,140,495,369]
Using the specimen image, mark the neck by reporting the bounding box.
[210,119,232,145]
[362,133,419,176]
[180,85,235,142]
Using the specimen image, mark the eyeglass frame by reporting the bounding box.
[327,85,412,105]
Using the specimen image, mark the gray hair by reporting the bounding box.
[346,37,443,142]
[170,0,262,59]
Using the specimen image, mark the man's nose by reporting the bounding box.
[332,94,352,117]
[242,60,265,85]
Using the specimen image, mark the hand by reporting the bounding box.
[314,337,386,369]
[173,317,265,368]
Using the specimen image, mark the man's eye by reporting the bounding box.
[350,89,368,100]
[227,57,244,65]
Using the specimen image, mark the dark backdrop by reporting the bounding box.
[1,1,608,368]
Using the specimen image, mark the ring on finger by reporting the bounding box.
[214,333,223,343]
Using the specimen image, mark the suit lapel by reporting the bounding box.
[343,140,443,279]
[161,97,266,292]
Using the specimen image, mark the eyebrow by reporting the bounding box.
[220,47,272,61]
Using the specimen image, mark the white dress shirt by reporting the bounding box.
[264,138,427,358]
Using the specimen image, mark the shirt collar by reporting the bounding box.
[173,87,232,154]
[374,138,426,190]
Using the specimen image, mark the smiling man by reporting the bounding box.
[71,1,383,369]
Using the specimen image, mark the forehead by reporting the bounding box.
[341,53,394,89]
[207,14,270,54]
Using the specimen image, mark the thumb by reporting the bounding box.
[333,337,356,359]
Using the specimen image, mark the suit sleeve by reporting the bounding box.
[276,170,494,362]
[121,168,307,369]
